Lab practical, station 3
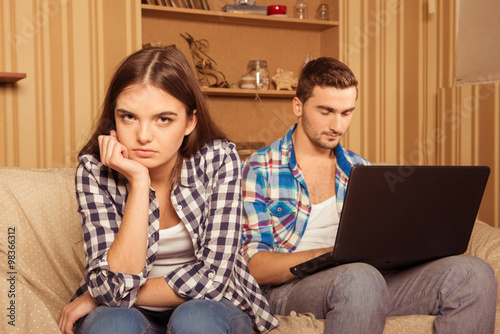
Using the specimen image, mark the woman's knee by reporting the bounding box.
[169,300,215,330]
[168,299,251,334]
[79,306,158,334]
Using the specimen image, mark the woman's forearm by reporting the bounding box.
[135,277,186,307]
[107,179,151,275]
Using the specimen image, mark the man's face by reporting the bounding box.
[294,86,357,150]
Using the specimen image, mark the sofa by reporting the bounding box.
[0,167,499,333]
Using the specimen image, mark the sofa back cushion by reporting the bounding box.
[0,167,85,331]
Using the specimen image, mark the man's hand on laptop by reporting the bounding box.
[248,246,334,285]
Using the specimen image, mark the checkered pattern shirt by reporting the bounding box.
[241,125,371,262]
[72,139,279,333]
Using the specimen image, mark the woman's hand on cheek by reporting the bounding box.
[98,131,150,185]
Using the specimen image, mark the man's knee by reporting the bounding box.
[435,256,497,307]
[335,262,386,287]
[450,256,497,293]
[321,263,389,318]
[328,263,388,303]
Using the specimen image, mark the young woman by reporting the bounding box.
[57,47,279,334]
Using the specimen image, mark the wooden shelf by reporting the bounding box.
[0,72,26,83]
[142,5,339,31]
[202,87,295,98]
[141,0,338,146]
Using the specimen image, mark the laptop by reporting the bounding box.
[290,165,490,276]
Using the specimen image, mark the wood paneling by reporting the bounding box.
[339,0,499,227]
[438,84,500,227]
[0,0,141,168]
[339,0,449,165]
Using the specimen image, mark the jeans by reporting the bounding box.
[77,298,252,334]
[263,256,497,334]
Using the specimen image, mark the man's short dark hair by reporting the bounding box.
[295,57,358,104]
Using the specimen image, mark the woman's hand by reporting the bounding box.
[58,292,100,334]
[99,130,152,274]
[98,130,149,184]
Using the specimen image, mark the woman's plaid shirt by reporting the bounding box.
[241,125,371,262]
[71,139,279,333]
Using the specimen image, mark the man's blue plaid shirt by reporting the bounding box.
[241,125,371,262]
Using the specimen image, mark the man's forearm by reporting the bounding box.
[248,247,333,285]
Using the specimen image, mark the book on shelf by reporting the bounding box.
[188,0,204,9]
[200,0,210,10]
[146,0,210,10]
[166,0,183,8]
[222,4,267,15]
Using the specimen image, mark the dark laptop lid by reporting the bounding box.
[290,165,490,275]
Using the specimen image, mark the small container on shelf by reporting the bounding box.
[240,74,257,89]
[316,3,329,20]
[236,0,256,5]
[293,0,308,19]
[267,5,287,16]
[246,60,269,90]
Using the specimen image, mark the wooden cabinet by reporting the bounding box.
[141,0,339,147]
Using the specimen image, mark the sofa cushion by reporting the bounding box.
[0,168,85,332]
[466,220,500,330]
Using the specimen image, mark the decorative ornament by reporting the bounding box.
[304,54,314,67]
[272,68,298,91]
[180,32,229,88]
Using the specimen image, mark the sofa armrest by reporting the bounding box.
[465,220,500,309]
[466,220,500,269]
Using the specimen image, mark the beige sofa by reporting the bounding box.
[0,167,499,333]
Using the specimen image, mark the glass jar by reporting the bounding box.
[293,0,308,19]
[237,0,256,5]
[316,3,329,20]
[247,60,269,90]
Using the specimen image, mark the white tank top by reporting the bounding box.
[294,195,339,252]
[140,222,196,312]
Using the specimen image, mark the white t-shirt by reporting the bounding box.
[294,195,339,252]
[140,222,196,312]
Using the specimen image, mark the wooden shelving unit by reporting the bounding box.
[203,87,295,98]
[0,72,26,84]
[142,5,339,31]
[141,0,339,146]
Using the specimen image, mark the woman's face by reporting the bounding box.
[114,84,197,173]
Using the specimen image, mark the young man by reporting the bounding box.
[240,57,497,333]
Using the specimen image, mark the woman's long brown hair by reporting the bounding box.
[79,46,226,159]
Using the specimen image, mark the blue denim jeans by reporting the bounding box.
[263,256,497,334]
[77,298,252,334]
